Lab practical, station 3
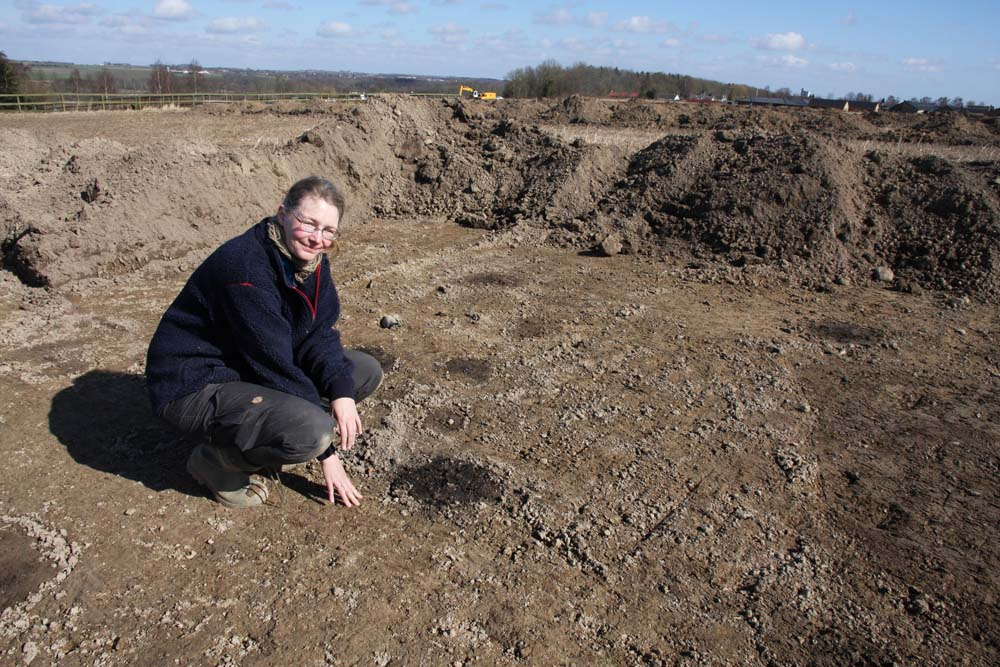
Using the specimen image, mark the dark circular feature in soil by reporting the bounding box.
[515,316,554,339]
[391,457,502,508]
[444,357,492,382]
[0,528,53,611]
[424,406,465,433]
[463,272,524,288]
[810,321,882,345]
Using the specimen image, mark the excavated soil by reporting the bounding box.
[0,97,998,666]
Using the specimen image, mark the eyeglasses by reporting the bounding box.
[287,209,339,241]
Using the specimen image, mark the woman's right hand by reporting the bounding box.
[320,453,363,507]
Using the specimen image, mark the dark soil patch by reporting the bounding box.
[444,357,492,382]
[462,272,524,288]
[424,406,466,433]
[515,316,554,339]
[391,456,503,508]
[0,527,52,610]
[810,321,883,345]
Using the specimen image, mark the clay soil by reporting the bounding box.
[1,97,998,666]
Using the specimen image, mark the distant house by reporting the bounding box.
[889,101,918,113]
[735,96,808,107]
[810,97,849,111]
[964,105,994,115]
[847,99,880,112]
[809,97,880,112]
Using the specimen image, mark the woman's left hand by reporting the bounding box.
[331,397,362,450]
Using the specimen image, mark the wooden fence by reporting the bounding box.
[0,91,444,112]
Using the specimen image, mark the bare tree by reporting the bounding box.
[187,59,202,94]
[148,60,174,95]
[95,69,117,95]
[68,68,82,95]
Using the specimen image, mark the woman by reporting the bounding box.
[146,176,381,509]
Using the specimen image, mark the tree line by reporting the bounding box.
[502,60,755,100]
[5,54,501,97]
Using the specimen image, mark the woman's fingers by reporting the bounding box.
[321,453,363,507]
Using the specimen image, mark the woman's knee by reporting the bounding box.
[347,349,383,402]
[281,407,336,463]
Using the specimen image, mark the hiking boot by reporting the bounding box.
[186,443,268,508]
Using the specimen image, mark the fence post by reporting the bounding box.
[16,95,21,112]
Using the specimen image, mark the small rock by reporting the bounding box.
[297,130,324,147]
[834,275,851,286]
[845,470,860,484]
[797,403,812,413]
[596,234,623,257]
[81,178,102,203]
[873,266,895,282]
[124,508,136,516]
[379,314,401,329]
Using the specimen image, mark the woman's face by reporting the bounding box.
[278,195,341,263]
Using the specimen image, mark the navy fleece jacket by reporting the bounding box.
[145,218,354,415]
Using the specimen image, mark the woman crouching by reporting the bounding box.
[146,176,380,508]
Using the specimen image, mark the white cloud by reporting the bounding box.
[585,11,607,28]
[207,17,266,34]
[535,8,574,25]
[558,36,587,51]
[755,31,805,51]
[755,54,809,68]
[23,1,99,25]
[614,16,673,34]
[153,0,194,20]
[902,57,942,73]
[829,61,856,72]
[661,37,681,48]
[362,0,416,14]
[428,22,467,44]
[701,32,728,44]
[840,10,858,26]
[263,1,295,8]
[318,21,353,37]
[101,14,150,35]
[480,2,506,8]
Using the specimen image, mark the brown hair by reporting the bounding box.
[282,176,347,222]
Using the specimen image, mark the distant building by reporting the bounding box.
[964,105,993,115]
[846,99,880,112]
[735,96,808,107]
[889,101,918,113]
[810,97,849,111]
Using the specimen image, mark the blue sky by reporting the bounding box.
[2,1,998,104]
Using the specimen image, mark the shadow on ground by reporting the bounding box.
[49,370,196,495]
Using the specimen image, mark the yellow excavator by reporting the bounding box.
[459,85,498,100]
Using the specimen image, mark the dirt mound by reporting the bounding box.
[2,96,999,300]
[539,95,614,125]
[868,153,1000,293]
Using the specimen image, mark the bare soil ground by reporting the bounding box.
[1,98,998,666]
